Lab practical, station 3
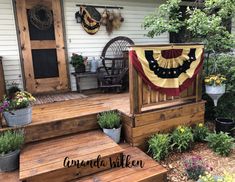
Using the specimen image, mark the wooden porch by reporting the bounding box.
[0,90,204,182]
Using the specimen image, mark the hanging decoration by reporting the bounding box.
[80,6,101,35]
[29,5,53,30]
[130,44,204,96]
[100,9,124,35]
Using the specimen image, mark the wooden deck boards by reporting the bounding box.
[78,146,167,182]
[19,130,124,182]
[0,93,131,143]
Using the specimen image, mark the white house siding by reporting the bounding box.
[0,0,23,89]
[63,0,169,91]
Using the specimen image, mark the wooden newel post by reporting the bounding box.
[129,51,141,115]
[0,56,6,128]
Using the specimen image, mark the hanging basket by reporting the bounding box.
[205,84,226,106]
[29,4,53,30]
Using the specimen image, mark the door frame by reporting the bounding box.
[13,0,71,93]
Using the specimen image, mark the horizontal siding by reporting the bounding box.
[0,0,23,90]
[63,0,169,91]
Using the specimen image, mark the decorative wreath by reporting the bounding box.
[29,5,53,30]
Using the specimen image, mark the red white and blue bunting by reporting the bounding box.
[130,44,204,96]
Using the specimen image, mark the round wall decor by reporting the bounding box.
[29,5,53,30]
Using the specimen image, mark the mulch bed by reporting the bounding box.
[160,143,235,182]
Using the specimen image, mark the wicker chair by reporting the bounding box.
[97,36,134,92]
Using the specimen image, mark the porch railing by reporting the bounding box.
[129,51,203,115]
[0,56,6,100]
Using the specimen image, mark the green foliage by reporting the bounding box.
[193,123,210,142]
[143,0,235,53]
[205,132,234,156]
[6,82,21,98]
[148,134,171,161]
[143,0,183,38]
[199,171,235,182]
[171,126,194,152]
[97,111,121,129]
[0,130,24,155]
[70,53,85,69]
[204,54,235,120]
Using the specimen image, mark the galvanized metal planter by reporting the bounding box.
[103,125,122,143]
[3,107,32,127]
[0,150,20,172]
[205,84,226,106]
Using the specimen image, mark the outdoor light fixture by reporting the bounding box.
[75,11,82,23]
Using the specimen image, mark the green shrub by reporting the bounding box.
[171,126,194,152]
[97,111,121,129]
[0,130,24,155]
[193,123,210,142]
[205,132,234,156]
[148,134,171,161]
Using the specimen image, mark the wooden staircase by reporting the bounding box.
[0,94,167,182]
[19,131,124,182]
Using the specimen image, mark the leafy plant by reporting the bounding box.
[6,82,21,99]
[97,111,121,129]
[148,134,171,161]
[183,155,208,181]
[0,130,24,155]
[0,91,36,112]
[199,171,235,182]
[193,123,210,142]
[171,126,194,152]
[205,132,234,156]
[70,53,86,69]
[204,75,226,86]
[199,171,218,182]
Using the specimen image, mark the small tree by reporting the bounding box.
[143,0,235,56]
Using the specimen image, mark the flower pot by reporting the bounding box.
[0,150,20,172]
[75,65,86,73]
[3,107,32,127]
[205,85,225,106]
[215,118,235,137]
[103,125,122,143]
[197,176,223,182]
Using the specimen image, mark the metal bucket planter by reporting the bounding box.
[215,118,235,137]
[0,150,20,172]
[103,125,122,143]
[205,85,225,106]
[3,107,32,127]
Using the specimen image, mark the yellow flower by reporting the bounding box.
[180,128,185,133]
[204,79,210,83]
[198,123,204,127]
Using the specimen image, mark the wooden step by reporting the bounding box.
[0,93,131,144]
[19,131,124,182]
[77,145,167,182]
[0,171,19,182]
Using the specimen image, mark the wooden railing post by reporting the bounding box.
[196,68,203,102]
[129,52,141,115]
[0,56,5,100]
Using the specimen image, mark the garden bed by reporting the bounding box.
[161,143,235,182]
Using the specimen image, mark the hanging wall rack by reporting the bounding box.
[76,4,124,9]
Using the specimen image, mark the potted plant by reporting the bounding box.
[215,118,235,137]
[204,74,226,106]
[0,91,36,127]
[97,111,122,143]
[70,53,87,73]
[0,130,24,172]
